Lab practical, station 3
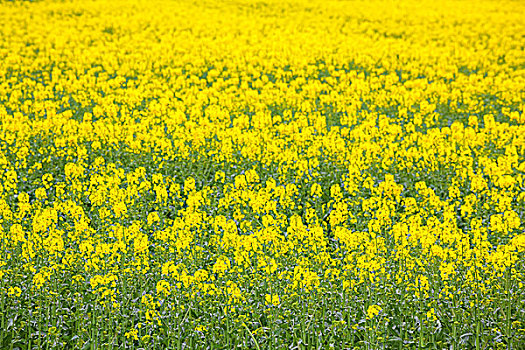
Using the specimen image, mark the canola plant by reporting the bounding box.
[0,0,524,348]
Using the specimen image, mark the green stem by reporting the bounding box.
[505,267,512,349]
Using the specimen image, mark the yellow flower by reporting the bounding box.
[184,177,196,193]
[147,211,159,225]
[195,325,206,332]
[426,308,437,321]
[124,328,139,341]
[212,255,231,276]
[366,305,382,320]
[310,183,322,198]
[156,280,171,296]
[7,287,22,297]
[215,171,225,183]
[265,294,280,306]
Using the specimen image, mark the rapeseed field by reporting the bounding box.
[1,0,524,348]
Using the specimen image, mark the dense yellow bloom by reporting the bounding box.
[212,255,231,276]
[0,0,524,347]
[367,305,382,320]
